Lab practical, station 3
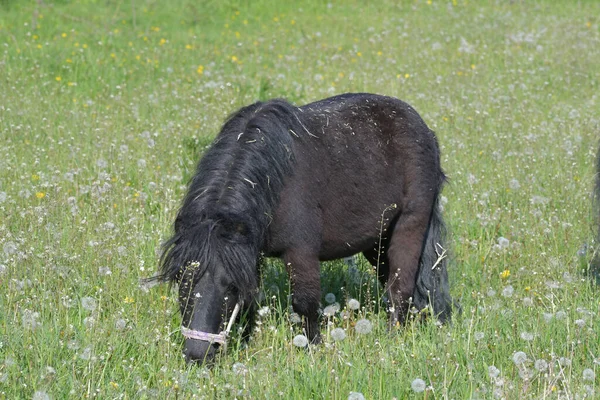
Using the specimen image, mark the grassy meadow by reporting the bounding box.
[1,0,600,398]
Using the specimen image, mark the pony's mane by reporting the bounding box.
[158,99,306,295]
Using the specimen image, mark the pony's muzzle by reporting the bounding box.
[183,339,219,364]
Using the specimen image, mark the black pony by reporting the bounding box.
[158,93,454,364]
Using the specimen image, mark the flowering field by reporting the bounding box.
[1,0,599,398]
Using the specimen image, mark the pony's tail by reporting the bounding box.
[589,143,600,284]
[412,189,455,322]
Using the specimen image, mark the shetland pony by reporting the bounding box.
[158,93,454,363]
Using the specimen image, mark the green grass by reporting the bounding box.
[1,0,599,398]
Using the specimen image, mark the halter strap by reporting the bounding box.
[180,302,243,346]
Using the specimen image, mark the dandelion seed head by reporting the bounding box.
[0,192,6,203]
[512,351,527,365]
[3,241,17,256]
[574,319,586,328]
[289,313,302,324]
[83,316,95,328]
[583,368,596,381]
[115,319,127,330]
[501,285,514,298]
[232,362,248,376]
[509,179,520,190]
[323,303,340,317]
[79,347,92,360]
[0,264,6,276]
[497,237,510,249]
[22,309,40,330]
[354,319,372,334]
[555,311,567,320]
[534,359,548,371]
[474,331,485,341]
[96,159,108,169]
[488,365,500,379]
[520,331,534,341]
[348,392,365,400]
[33,391,51,400]
[324,292,336,304]
[558,357,572,367]
[331,327,346,341]
[411,378,427,393]
[293,334,309,348]
[347,298,360,310]
[81,296,97,312]
[542,312,554,322]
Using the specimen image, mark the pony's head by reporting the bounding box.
[160,216,259,364]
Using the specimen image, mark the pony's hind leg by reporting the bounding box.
[284,249,322,343]
[386,205,433,328]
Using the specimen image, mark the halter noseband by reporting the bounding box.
[180,302,243,347]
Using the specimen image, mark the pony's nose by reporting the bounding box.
[183,339,218,365]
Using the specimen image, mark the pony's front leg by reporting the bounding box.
[284,249,321,343]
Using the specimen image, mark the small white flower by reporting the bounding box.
[292,334,309,348]
[411,378,427,393]
[257,306,270,318]
[512,351,527,365]
[331,328,346,341]
[354,319,372,335]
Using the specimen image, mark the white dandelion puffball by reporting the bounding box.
[292,334,309,348]
[325,292,336,304]
[354,319,372,334]
[411,378,427,393]
[331,327,346,341]
[323,303,340,317]
[583,368,595,381]
[348,392,365,400]
[347,298,360,310]
[534,359,548,371]
[81,296,97,312]
[512,351,527,365]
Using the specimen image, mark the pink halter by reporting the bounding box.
[180,302,243,347]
